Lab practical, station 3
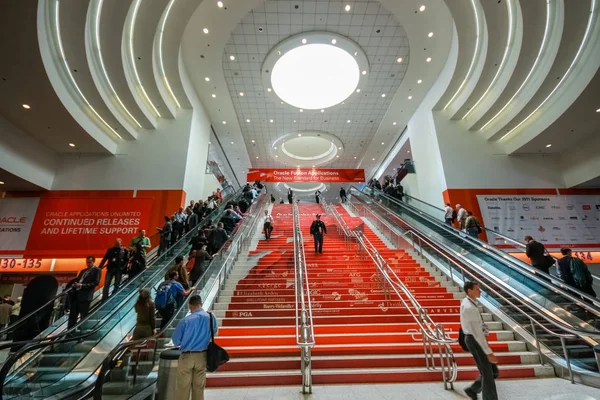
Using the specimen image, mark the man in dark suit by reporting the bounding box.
[99,238,129,301]
[68,256,102,329]
[310,214,327,254]
[525,235,550,274]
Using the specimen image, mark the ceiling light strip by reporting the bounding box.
[500,0,598,141]
[461,0,514,120]
[54,0,123,140]
[479,0,551,131]
[93,0,142,128]
[158,0,182,109]
[443,0,481,110]
[128,0,162,118]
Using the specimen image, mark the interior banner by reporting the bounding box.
[0,198,40,251]
[476,195,600,247]
[25,198,154,256]
[247,168,366,183]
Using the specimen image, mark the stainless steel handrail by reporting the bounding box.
[356,186,600,310]
[348,196,600,383]
[292,200,315,394]
[321,197,457,388]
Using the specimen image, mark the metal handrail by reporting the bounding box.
[92,192,269,399]
[321,198,457,388]
[292,200,315,394]
[348,196,600,383]
[356,186,600,311]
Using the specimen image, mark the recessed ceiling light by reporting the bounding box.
[397,57,403,63]
[426,57,432,62]
[336,155,339,158]
[251,140,255,143]
[407,150,411,153]
[0,181,4,185]
[242,171,245,174]
[338,147,342,150]
[298,133,302,137]
[347,120,351,123]
[381,94,386,98]
[222,121,227,124]
[302,38,307,44]
[596,108,600,112]
[321,109,325,113]
[229,55,236,61]
[345,4,351,11]
[356,89,361,93]
[246,119,251,122]
[408,96,413,100]
[354,156,357,159]
[256,156,259,159]
[203,28,209,34]
[372,158,375,161]
[280,101,284,104]
[417,79,422,84]
[393,121,397,125]
[239,92,244,96]
[276,155,279,158]
[362,70,367,75]
[230,141,234,144]
[277,50,281,56]
[354,51,358,56]
[267,88,272,92]
[419,5,426,12]
[331,39,337,45]
[270,119,274,123]
[313,165,316,168]
[297,165,300,167]
[69,143,76,147]
[217,1,224,8]
[299,109,303,112]
[211,94,216,98]
[22,104,31,109]
[293,121,296,123]
[546,144,552,148]
[428,32,434,38]
[381,142,385,145]
[274,146,278,149]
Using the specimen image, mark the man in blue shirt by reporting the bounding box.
[173,295,217,400]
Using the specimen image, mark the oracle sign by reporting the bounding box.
[0,198,40,251]
[0,216,27,224]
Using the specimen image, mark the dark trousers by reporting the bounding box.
[102,268,122,301]
[465,335,498,400]
[313,234,324,253]
[263,222,273,239]
[315,196,320,204]
[158,305,175,330]
[288,196,293,204]
[159,236,170,256]
[445,218,453,226]
[68,300,91,329]
[341,195,347,203]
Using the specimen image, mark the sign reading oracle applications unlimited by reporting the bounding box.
[246,168,366,183]
[0,198,40,251]
[476,195,600,247]
[26,198,154,254]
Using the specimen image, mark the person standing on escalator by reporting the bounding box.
[99,238,129,301]
[525,235,554,277]
[68,256,101,329]
[310,214,327,254]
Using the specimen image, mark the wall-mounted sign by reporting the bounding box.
[247,168,365,183]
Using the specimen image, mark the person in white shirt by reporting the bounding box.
[444,203,454,226]
[263,210,274,240]
[460,281,498,400]
[456,204,468,230]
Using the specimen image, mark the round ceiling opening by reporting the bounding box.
[272,131,344,167]
[271,44,360,110]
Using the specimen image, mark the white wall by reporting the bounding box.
[200,174,222,200]
[561,135,600,188]
[0,116,58,190]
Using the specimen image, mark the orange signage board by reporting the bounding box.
[25,198,153,257]
[247,168,366,183]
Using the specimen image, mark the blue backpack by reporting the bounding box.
[155,280,177,311]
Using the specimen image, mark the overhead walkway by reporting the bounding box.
[0,187,248,399]
[348,186,600,386]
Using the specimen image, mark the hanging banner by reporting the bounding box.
[0,198,40,251]
[247,168,365,183]
[25,198,154,256]
[476,195,600,247]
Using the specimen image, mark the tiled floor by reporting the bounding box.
[205,379,600,400]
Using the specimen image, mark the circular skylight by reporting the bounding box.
[271,44,359,110]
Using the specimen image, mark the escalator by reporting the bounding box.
[349,186,600,377]
[0,188,247,399]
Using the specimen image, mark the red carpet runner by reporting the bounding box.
[208,203,551,387]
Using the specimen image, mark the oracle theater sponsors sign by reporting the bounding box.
[477,195,600,247]
[25,198,153,253]
[246,168,365,183]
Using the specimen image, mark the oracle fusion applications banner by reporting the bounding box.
[26,198,154,254]
[247,168,366,183]
[0,198,40,251]
[477,195,600,247]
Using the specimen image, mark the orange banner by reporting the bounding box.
[247,168,365,183]
[26,198,153,257]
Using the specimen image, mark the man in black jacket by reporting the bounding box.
[310,214,327,254]
[220,210,236,234]
[525,235,551,275]
[210,222,230,254]
[557,248,576,287]
[68,256,102,329]
[99,238,129,301]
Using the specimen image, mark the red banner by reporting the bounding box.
[26,198,153,257]
[247,168,365,183]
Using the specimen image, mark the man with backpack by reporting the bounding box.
[561,248,596,297]
[155,271,195,330]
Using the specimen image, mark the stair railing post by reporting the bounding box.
[529,319,544,366]
[560,337,575,384]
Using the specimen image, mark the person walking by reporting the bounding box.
[465,212,482,238]
[340,187,347,203]
[99,238,129,301]
[557,248,577,287]
[456,204,468,230]
[263,210,274,240]
[68,256,102,329]
[562,249,596,297]
[315,190,322,204]
[132,288,155,340]
[310,214,327,254]
[525,235,553,275]
[444,203,454,226]
[173,294,217,400]
[158,216,173,256]
[128,239,147,279]
[209,222,229,254]
[461,281,498,400]
[155,271,195,330]
[191,244,212,285]
[165,255,191,290]
[287,188,294,204]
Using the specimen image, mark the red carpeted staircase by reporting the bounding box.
[207,203,553,387]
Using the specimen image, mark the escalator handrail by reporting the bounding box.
[356,187,600,311]
[92,192,268,399]
[350,195,600,341]
[0,188,246,397]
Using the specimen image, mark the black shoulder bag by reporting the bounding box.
[206,313,229,372]
[458,328,469,352]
